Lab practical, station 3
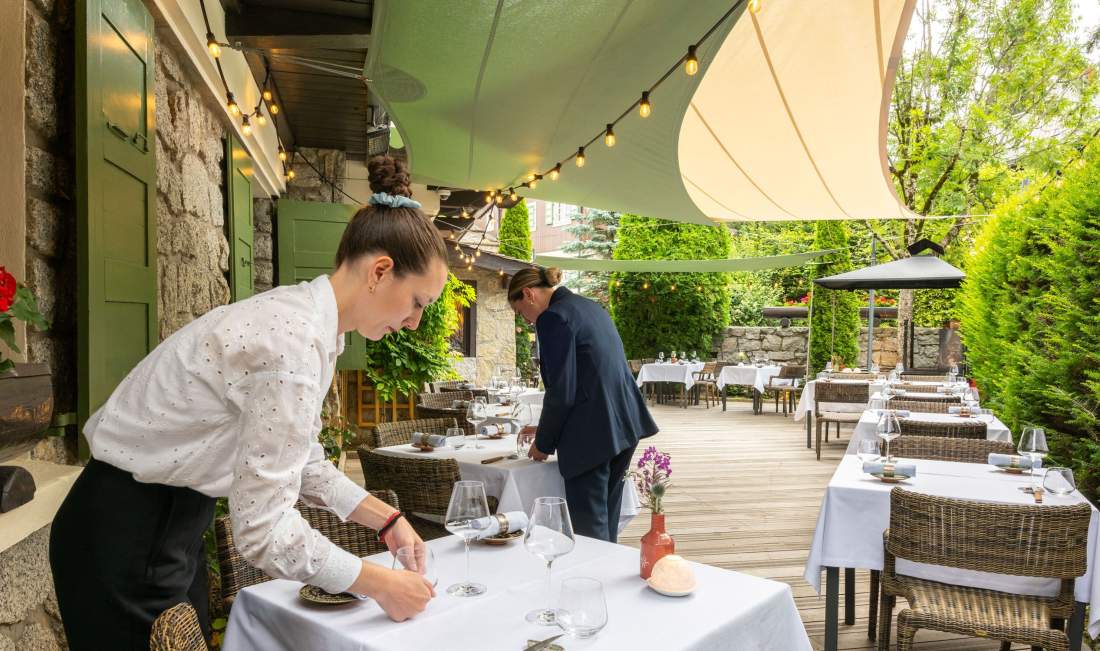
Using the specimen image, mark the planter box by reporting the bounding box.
[0,364,53,463]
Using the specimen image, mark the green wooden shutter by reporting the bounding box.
[226,135,255,301]
[275,199,366,369]
[76,0,158,446]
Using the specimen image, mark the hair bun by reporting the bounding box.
[543,267,563,286]
[367,155,412,198]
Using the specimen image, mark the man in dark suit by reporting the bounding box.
[510,268,658,542]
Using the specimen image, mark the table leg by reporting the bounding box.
[844,567,855,625]
[806,414,812,449]
[825,566,839,651]
[1068,601,1085,651]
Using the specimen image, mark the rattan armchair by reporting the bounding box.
[416,391,474,434]
[894,383,941,393]
[150,602,206,651]
[894,392,960,404]
[887,399,951,414]
[813,381,869,460]
[901,373,951,382]
[765,365,806,415]
[369,417,459,449]
[898,418,987,439]
[215,491,400,610]
[877,488,1090,651]
[827,372,876,380]
[885,436,1015,464]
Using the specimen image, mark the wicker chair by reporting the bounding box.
[898,418,987,440]
[895,393,960,404]
[886,436,1015,463]
[877,488,1090,651]
[813,381,869,460]
[887,399,951,414]
[369,417,459,449]
[764,365,806,415]
[894,383,941,393]
[150,602,206,651]
[827,372,876,380]
[691,362,721,408]
[215,491,399,610]
[358,449,499,541]
[901,373,951,382]
[628,359,643,377]
[416,391,474,434]
[432,380,466,392]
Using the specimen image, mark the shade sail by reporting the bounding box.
[813,255,964,290]
[367,0,918,224]
[535,250,833,273]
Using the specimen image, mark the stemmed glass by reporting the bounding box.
[877,410,902,462]
[949,363,960,384]
[1018,427,1049,494]
[658,351,665,363]
[444,481,490,597]
[509,402,533,459]
[524,496,575,625]
[466,397,489,449]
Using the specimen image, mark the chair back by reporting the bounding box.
[888,399,950,414]
[827,372,875,380]
[419,391,472,408]
[895,393,960,404]
[894,383,941,393]
[432,380,467,393]
[371,417,458,449]
[628,359,643,374]
[887,436,1014,463]
[699,361,717,377]
[901,373,951,382]
[296,490,399,558]
[898,418,987,439]
[887,488,1090,579]
[150,602,206,651]
[815,381,869,408]
[778,365,806,380]
[358,448,462,519]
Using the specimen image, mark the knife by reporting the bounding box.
[525,634,564,650]
[481,456,505,465]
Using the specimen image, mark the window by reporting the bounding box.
[546,202,577,227]
[527,199,537,232]
[450,280,476,356]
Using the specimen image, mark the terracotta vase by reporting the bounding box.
[639,512,675,579]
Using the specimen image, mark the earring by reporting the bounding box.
[369,285,376,294]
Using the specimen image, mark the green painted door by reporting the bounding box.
[226,135,255,301]
[276,199,366,369]
[76,0,157,446]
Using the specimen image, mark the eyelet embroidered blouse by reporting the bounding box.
[84,275,369,594]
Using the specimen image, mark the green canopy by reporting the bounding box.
[534,250,833,273]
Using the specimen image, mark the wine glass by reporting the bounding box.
[509,402,533,459]
[466,397,489,449]
[524,496,575,625]
[877,411,902,461]
[691,350,698,362]
[1018,427,1049,494]
[658,351,665,363]
[856,437,881,464]
[391,545,437,588]
[557,577,608,639]
[949,363,960,384]
[446,426,465,450]
[444,481,490,597]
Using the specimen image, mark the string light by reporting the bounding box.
[461,208,469,218]
[510,190,518,201]
[475,250,481,257]
[241,115,252,136]
[287,169,296,180]
[255,113,266,127]
[494,194,503,205]
[604,124,616,147]
[549,163,561,180]
[499,268,505,277]
[269,103,279,115]
[278,147,287,162]
[527,173,537,183]
[670,283,677,291]
[684,46,699,76]
[262,89,272,102]
[576,147,586,167]
[530,174,541,189]
[206,34,221,58]
[748,0,762,14]
[642,281,650,289]
[639,91,652,118]
[485,192,493,204]
[227,93,240,116]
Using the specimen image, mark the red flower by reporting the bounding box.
[0,266,15,313]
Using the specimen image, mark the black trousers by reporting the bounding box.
[562,444,637,543]
[50,458,216,651]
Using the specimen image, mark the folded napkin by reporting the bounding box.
[862,461,917,477]
[468,511,529,539]
[878,409,911,418]
[451,399,471,409]
[478,422,517,436]
[410,432,447,448]
[988,453,1041,469]
[947,406,982,416]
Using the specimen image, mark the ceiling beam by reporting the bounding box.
[226,6,370,50]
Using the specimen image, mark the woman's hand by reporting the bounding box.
[384,517,424,566]
[352,561,435,622]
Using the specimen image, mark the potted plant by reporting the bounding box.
[630,446,675,579]
[0,266,52,462]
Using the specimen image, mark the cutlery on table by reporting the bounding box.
[524,634,564,650]
[481,456,505,465]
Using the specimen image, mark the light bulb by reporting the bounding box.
[227,93,240,116]
[498,268,504,276]
[278,147,287,162]
[287,169,296,180]
[467,263,473,270]
[241,115,252,136]
[256,113,266,126]
[527,173,537,182]
[475,250,481,257]
[530,175,540,189]
[549,164,561,181]
[604,124,616,147]
[510,190,518,201]
[639,91,652,118]
[461,208,469,218]
[449,232,455,240]
[485,192,493,204]
[670,284,677,291]
[207,33,221,58]
[269,103,279,115]
[748,0,762,14]
[685,46,699,76]
[494,194,503,205]
[262,89,273,102]
[643,281,650,289]
[576,147,586,167]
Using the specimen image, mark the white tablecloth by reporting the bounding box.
[793,379,969,421]
[374,436,639,534]
[716,364,783,393]
[805,455,1100,638]
[224,535,813,651]
[844,410,1012,454]
[635,362,706,389]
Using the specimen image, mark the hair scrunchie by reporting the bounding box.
[368,192,422,210]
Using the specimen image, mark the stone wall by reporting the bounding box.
[453,268,515,385]
[153,37,231,338]
[288,148,347,202]
[715,326,943,368]
[0,527,65,650]
[253,198,275,293]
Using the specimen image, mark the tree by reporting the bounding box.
[808,221,861,374]
[561,208,619,308]
[499,202,534,376]
[869,0,1099,352]
[608,215,731,359]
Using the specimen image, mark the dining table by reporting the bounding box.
[845,409,1012,454]
[715,364,782,414]
[223,534,814,651]
[805,454,1099,651]
[373,433,639,535]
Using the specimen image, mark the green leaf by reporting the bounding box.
[0,318,18,353]
[10,286,49,331]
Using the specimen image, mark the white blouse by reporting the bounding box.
[85,275,370,594]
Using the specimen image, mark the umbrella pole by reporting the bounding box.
[866,239,876,370]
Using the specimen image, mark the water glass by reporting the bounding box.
[1043,467,1076,496]
[658,351,665,362]
[510,402,533,458]
[1018,427,1049,494]
[524,496,575,625]
[557,577,608,639]
[446,426,465,450]
[391,545,438,588]
[877,411,902,461]
[856,437,881,463]
[466,397,489,449]
[445,481,490,597]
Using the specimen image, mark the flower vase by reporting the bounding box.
[640,512,675,579]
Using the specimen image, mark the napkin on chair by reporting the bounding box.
[862,461,917,477]
[410,432,448,448]
[988,453,1041,469]
[468,511,529,539]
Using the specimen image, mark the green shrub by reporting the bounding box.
[499,201,534,376]
[808,221,861,373]
[608,215,731,358]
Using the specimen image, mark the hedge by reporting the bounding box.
[808,221,861,374]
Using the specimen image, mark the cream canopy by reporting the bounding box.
[368,0,918,224]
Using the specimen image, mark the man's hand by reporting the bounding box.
[383,517,424,566]
[528,445,550,462]
[518,425,537,445]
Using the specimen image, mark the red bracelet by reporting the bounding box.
[377,511,403,541]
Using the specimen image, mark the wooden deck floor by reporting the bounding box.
[349,399,1030,650]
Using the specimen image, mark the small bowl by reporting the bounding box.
[480,529,523,545]
[299,585,361,605]
[870,472,911,483]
